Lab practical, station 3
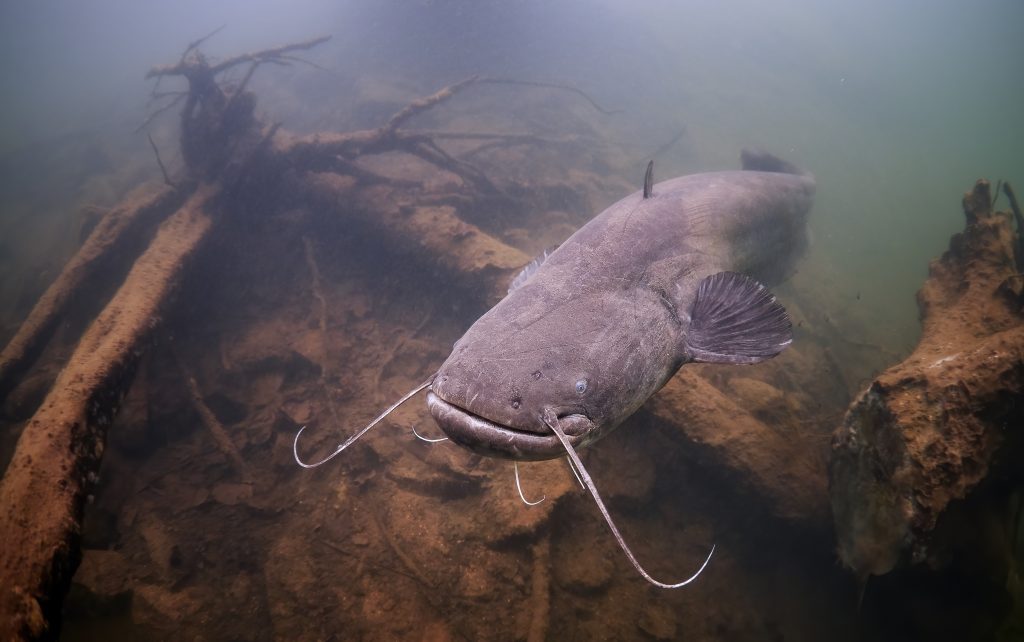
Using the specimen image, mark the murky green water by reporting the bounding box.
[1,1,1022,640]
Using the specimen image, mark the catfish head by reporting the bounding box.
[427,278,684,460]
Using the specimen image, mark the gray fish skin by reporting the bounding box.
[428,157,815,460]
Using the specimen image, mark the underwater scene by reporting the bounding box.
[1,0,1023,640]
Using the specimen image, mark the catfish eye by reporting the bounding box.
[575,379,588,395]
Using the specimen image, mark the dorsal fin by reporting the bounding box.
[643,160,654,199]
[508,245,559,293]
[684,272,792,364]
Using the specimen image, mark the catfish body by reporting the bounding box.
[428,153,815,460]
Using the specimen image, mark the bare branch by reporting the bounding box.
[147,133,176,187]
[479,77,622,115]
[382,76,480,133]
[209,35,331,74]
[182,24,226,62]
[147,34,330,79]
[279,54,333,73]
[135,92,186,132]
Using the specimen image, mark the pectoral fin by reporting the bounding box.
[508,245,559,293]
[684,272,792,364]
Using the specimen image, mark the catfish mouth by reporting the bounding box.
[426,392,593,461]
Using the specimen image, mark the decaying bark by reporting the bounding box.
[0,185,218,640]
[830,179,1024,577]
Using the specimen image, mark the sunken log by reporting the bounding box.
[649,372,831,527]
[829,179,1024,577]
[299,173,529,300]
[0,183,185,402]
[0,185,219,640]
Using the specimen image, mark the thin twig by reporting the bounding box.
[220,60,261,120]
[479,77,621,115]
[316,537,424,586]
[209,35,331,74]
[645,127,687,161]
[368,507,435,589]
[180,362,253,483]
[147,35,330,79]
[279,54,334,73]
[409,136,502,195]
[383,76,480,133]
[373,311,433,404]
[182,24,226,62]
[147,133,175,186]
[136,93,187,133]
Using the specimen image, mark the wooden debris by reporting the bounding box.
[648,372,831,528]
[0,183,185,402]
[526,534,551,642]
[0,32,615,639]
[0,185,219,639]
[181,365,253,484]
[830,179,1024,577]
[300,174,529,302]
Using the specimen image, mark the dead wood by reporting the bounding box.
[299,174,529,302]
[0,31,620,638]
[300,236,342,427]
[647,372,831,528]
[830,179,1024,577]
[526,534,551,642]
[274,74,612,196]
[476,77,620,115]
[0,183,185,404]
[146,133,175,186]
[180,365,253,484]
[145,35,331,81]
[0,185,219,639]
[1003,181,1024,272]
[368,507,435,591]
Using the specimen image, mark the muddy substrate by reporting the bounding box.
[43,174,872,642]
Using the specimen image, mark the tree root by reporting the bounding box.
[0,185,219,639]
[0,183,186,403]
[299,174,529,303]
[0,33,614,638]
[830,179,1024,577]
